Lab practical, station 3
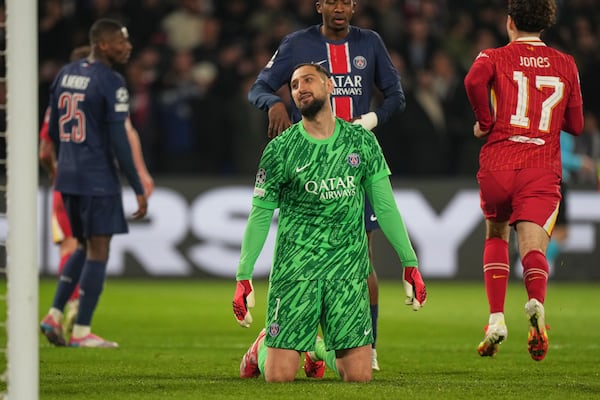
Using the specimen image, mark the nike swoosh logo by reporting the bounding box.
[369,214,377,222]
[364,328,372,336]
[528,276,545,281]
[492,274,507,279]
[295,163,311,173]
[314,59,328,65]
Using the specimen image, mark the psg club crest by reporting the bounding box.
[268,323,280,337]
[347,153,361,167]
[353,56,367,70]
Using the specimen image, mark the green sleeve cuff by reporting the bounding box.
[365,177,418,267]
[236,205,274,280]
[252,196,278,210]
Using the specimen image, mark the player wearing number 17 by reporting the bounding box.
[464,0,583,361]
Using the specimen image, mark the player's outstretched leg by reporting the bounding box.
[524,298,548,361]
[477,312,508,357]
[240,328,266,378]
[304,335,326,378]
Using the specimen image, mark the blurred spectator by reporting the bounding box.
[443,11,475,72]
[125,47,162,171]
[155,50,211,173]
[192,15,222,64]
[466,27,500,69]
[122,0,171,49]
[419,0,450,39]
[295,0,322,27]
[399,16,440,75]
[569,16,600,123]
[74,0,127,43]
[161,0,213,52]
[215,0,252,43]
[38,0,79,121]
[247,0,298,52]
[229,75,270,176]
[246,0,294,37]
[430,49,479,176]
[365,0,405,49]
[39,0,77,63]
[380,68,449,176]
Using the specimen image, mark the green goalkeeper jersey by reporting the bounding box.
[252,117,390,282]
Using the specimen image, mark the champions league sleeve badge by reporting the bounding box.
[114,87,130,112]
[253,168,267,198]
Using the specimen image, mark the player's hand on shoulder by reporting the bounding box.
[267,102,292,138]
[132,194,148,220]
[403,266,427,311]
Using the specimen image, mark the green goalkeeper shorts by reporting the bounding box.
[263,278,373,352]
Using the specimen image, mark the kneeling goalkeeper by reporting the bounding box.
[232,63,426,382]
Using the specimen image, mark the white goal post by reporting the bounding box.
[5,0,39,399]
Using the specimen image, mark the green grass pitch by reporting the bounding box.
[36,279,599,399]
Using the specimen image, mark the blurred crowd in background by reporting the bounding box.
[30,0,600,179]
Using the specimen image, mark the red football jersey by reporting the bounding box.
[464,37,583,176]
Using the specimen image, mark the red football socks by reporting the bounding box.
[483,238,509,313]
[522,250,549,304]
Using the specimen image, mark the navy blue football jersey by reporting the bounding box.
[255,25,403,123]
[48,58,130,195]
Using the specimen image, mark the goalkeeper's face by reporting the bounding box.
[291,65,333,119]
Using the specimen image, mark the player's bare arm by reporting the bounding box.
[125,117,154,197]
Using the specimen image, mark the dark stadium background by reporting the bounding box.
[22,0,600,280]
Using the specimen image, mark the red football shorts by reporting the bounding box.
[51,190,73,243]
[477,168,561,236]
